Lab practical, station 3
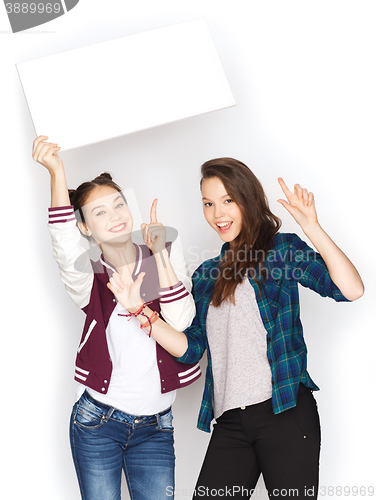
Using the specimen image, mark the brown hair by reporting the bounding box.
[69,172,125,225]
[200,158,281,306]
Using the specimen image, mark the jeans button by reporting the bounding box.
[240,406,246,410]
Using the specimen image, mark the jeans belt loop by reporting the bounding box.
[103,406,115,422]
[156,412,162,429]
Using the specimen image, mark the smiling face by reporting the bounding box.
[201,176,242,243]
[79,185,133,246]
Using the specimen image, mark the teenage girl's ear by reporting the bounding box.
[77,221,92,237]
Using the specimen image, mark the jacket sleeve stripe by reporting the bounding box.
[178,364,201,384]
[49,216,76,224]
[159,290,189,304]
[48,206,76,224]
[158,281,185,293]
[158,281,189,303]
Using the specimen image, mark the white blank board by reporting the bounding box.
[16,18,236,151]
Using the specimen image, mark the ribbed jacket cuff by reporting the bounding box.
[158,281,189,304]
[48,206,76,224]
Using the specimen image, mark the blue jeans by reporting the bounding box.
[70,391,175,500]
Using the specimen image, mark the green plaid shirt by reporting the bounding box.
[176,233,349,432]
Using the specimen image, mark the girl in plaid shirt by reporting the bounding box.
[108,157,363,499]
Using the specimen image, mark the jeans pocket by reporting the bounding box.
[74,397,105,429]
[157,409,174,432]
[291,389,320,440]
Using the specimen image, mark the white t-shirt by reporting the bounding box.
[76,301,176,415]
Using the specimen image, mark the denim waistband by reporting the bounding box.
[82,390,172,424]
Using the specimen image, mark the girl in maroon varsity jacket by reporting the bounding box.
[33,135,200,500]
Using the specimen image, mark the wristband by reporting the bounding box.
[140,310,159,338]
[117,300,152,320]
[118,301,158,337]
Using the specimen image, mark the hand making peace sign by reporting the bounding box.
[141,199,167,254]
[277,178,319,231]
[107,251,145,313]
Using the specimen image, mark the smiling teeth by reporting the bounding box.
[110,224,125,232]
[217,222,231,228]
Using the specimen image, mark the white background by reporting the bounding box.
[1,1,375,499]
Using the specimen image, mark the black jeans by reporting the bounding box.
[194,384,321,499]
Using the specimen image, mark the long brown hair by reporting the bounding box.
[201,158,281,306]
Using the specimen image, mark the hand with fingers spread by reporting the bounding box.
[32,135,62,173]
[141,199,167,254]
[107,251,145,313]
[277,178,318,232]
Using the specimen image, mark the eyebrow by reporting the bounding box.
[202,194,230,201]
[91,195,123,213]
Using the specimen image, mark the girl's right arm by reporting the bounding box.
[33,135,94,309]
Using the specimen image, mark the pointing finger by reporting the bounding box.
[278,178,293,199]
[150,198,158,224]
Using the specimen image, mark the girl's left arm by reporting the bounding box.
[278,178,364,301]
[141,199,196,330]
